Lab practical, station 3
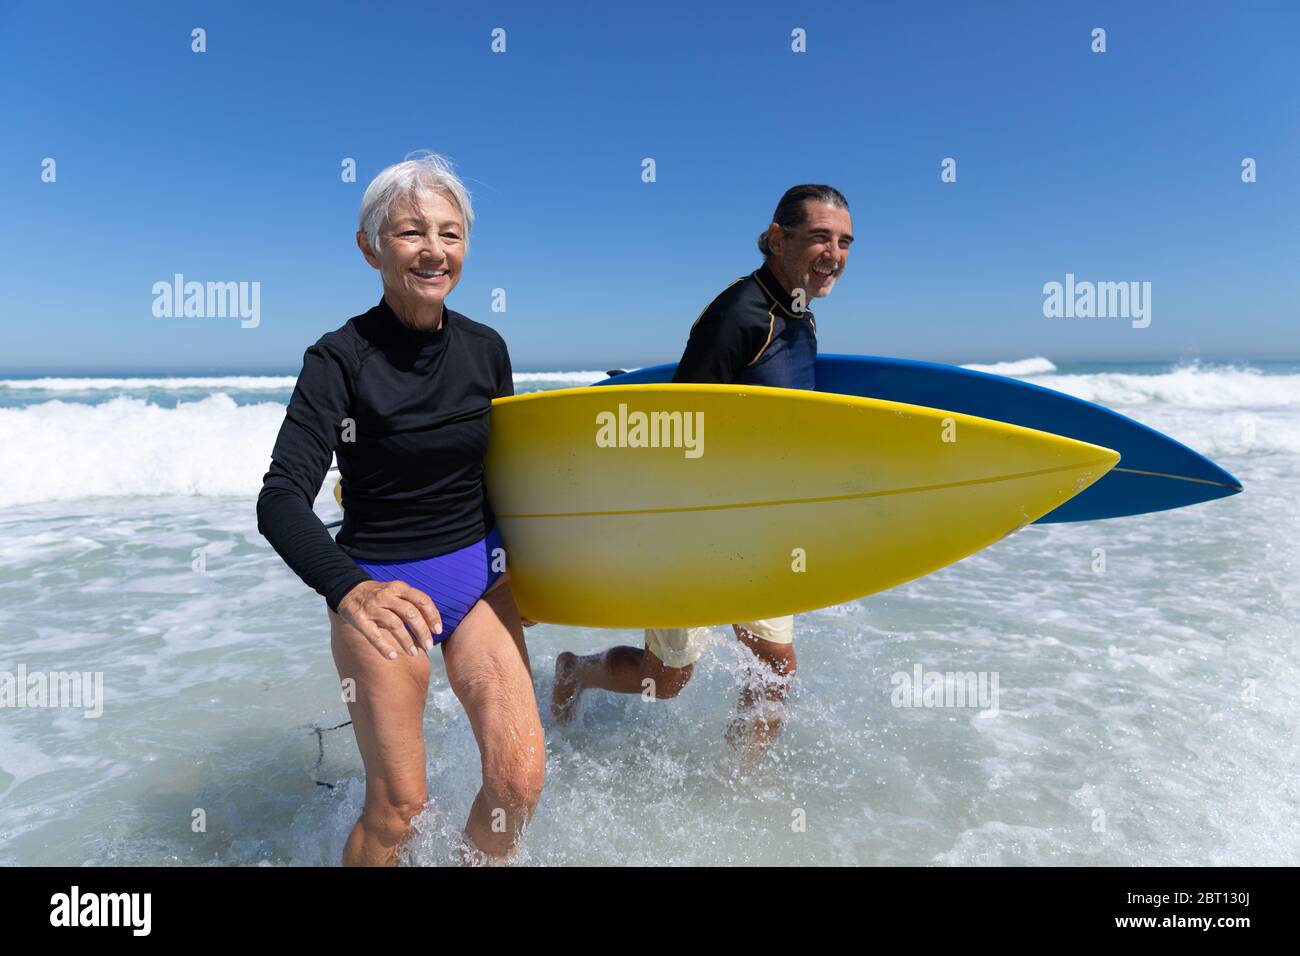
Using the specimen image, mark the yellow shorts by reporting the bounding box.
[644,616,795,669]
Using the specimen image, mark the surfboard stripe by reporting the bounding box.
[1111,466,1242,490]
[497,456,1116,519]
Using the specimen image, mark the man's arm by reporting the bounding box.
[672,308,764,385]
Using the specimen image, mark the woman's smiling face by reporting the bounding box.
[358,190,466,327]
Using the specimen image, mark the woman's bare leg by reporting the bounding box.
[440,580,546,863]
[329,608,431,866]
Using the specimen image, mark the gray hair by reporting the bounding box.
[358,151,475,254]
[757,184,850,258]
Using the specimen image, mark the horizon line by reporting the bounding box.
[2,355,1300,380]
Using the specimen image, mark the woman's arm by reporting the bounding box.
[495,336,514,398]
[256,341,372,612]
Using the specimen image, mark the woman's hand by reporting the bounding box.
[338,580,443,660]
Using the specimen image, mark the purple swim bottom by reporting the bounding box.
[354,525,505,644]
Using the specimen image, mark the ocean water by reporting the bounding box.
[0,358,1296,866]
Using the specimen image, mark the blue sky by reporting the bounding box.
[1,0,1297,373]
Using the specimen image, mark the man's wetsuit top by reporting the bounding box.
[256,296,513,612]
[672,262,817,389]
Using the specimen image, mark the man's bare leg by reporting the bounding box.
[552,647,693,722]
[726,627,797,762]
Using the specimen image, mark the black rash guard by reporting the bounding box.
[256,296,513,612]
[673,262,816,389]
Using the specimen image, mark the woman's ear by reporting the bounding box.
[356,230,380,268]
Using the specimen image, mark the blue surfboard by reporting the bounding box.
[594,355,1242,523]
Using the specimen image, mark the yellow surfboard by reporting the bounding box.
[481,384,1118,627]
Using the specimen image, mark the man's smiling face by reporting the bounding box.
[769,201,854,300]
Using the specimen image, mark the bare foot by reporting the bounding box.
[726,678,789,770]
[551,651,581,723]
[726,710,775,771]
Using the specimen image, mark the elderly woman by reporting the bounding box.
[257,153,544,865]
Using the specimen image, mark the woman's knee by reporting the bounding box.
[484,705,546,815]
[361,790,429,843]
[456,663,546,811]
[481,729,546,814]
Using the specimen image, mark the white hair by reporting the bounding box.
[358,151,475,254]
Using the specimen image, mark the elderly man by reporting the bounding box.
[552,184,853,757]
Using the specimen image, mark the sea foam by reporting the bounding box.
[0,363,1294,504]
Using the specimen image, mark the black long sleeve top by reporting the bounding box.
[673,262,816,389]
[256,296,513,612]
